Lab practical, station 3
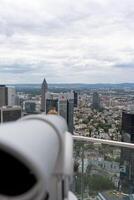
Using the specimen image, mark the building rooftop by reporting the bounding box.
[98,191,130,200]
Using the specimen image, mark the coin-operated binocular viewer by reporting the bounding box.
[0,115,77,200]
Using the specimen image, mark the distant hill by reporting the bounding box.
[8,83,134,90]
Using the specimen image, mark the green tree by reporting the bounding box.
[88,175,114,192]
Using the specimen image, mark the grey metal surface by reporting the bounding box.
[0,115,74,200]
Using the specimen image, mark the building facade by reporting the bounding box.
[92,92,101,110]
[73,91,78,108]
[120,110,134,193]
[46,99,58,114]
[46,91,74,134]
[7,87,16,106]
[121,111,134,143]
[0,106,22,123]
[23,100,41,114]
[67,98,74,134]
[0,85,8,107]
[0,85,17,107]
[41,78,48,112]
[59,98,68,121]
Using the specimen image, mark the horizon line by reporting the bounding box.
[7,82,134,85]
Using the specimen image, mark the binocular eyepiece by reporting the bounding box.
[0,115,75,200]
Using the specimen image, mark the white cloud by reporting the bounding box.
[0,0,133,83]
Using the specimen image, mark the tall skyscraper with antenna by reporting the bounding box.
[41,78,48,112]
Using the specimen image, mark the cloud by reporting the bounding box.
[0,64,34,73]
[0,0,133,83]
[115,62,134,68]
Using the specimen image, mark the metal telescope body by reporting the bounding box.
[0,115,76,200]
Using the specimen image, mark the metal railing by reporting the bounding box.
[72,136,134,200]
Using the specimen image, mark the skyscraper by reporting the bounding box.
[7,87,16,106]
[59,92,74,134]
[46,92,74,134]
[59,96,68,121]
[41,78,48,112]
[73,91,78,108]
[0,85,8,107]
[120,110,134,193]
[67,98,74,134]
[92,92,101,110]
[0,85,17,107]
[121,110,134,143]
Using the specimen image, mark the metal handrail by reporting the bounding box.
[73,135,134,149]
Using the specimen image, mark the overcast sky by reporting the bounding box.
[0,0,134,84]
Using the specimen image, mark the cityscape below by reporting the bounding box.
[0,79,134,200]
[1,0,134,199]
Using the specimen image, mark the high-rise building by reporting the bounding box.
[92,92,101,110]
[120,110,134,193]
[23,100,41,114]
[59,95,68,121]
[67,98,74,134]
[121,110,134,143]
[0,106,22,123]
[59,92,74,134]
[73,91,78,107]
[7,87,16,106]
[46,92,74,134]
[41,78,48,112]
[0,85,8,107]
[0,85,17,107]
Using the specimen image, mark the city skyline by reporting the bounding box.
[0,0,134,83]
